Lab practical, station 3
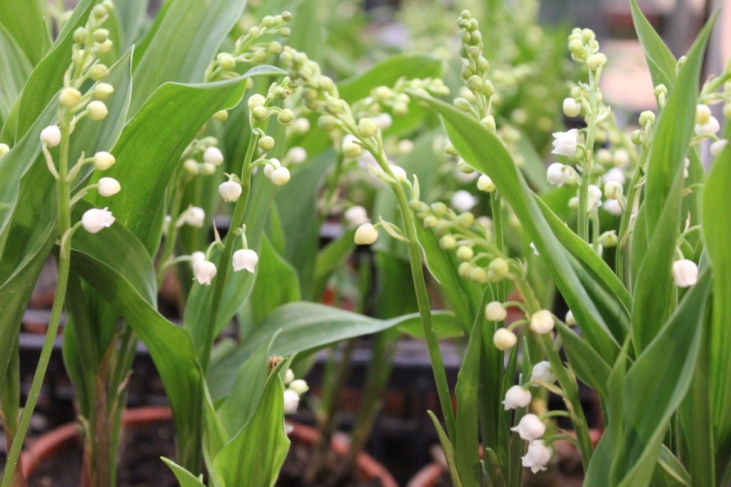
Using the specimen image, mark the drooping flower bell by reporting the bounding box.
[546,163,570,187]
[522,440,553,473]
[530,310,554,334]
[531,361,556,384]
[551,129,578,157]
[192,259,217,286]
[503,385,531,410]
[81,207,115,233]
[493,328,517,350]
[354,223,378,245]
[511,413,546,441]
[219,180,242,203]
[672,259,698,287]
[232,249,258,273]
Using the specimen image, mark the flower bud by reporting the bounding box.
[81,207,115,233]
[724,103,731,120]
[93,82,114,101]
[493,328,517,350]
[252,106,269,121]
[477,174,496,192]
[289,379,309,395]
[60,87,82,108]
[91,151,115,170]
[373,113,392,130]
[219,180,242,202]
[604,181,623,200]
[696,104,712,125]
[672,259,698,287]
[469,267,488,284]
[456,246,474,261]
[212,110,228,122]
[546,163,570,187]
[87,101,108,121]
[354,223,378,245]
[358,117,378,138]
[90,64,109,81]
[586,53,607,70]
[0,143,9,158]
[530,310,554,334]
[599,230,618,248]
[217,52,236,70]
[488,258,510,280]
[485,301,507,322]
[342,139,363,159]
[389,165,407,181]
[200,162,216,175]
[531,361,556,384]
[98,177,121,196]
[511,413,546,441]
[270,167,290,186]
[232,248,258,273]
[481,115,496,132]
[695,116,720,136]
[565,310,576,326]
[40,126,62,147]
[503,385,531,410]
[563,98,581,117]
[92,4,107,18]
[344,205,369,227]
[522,440,553,473]
[93,28,110,43]
[258,135,275,150]
[73,27,88,44]
[284,369,295,385]
[184,207,205,228]
[318,115,337,131]
[96,39,113,54]
[192,260,217,285]
[639,110,655,126]
[277,108,294,125]
[203,147,224,166]
[710,139,728,157]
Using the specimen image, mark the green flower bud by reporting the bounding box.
[92,4,107,18]
[458,262,473,278]
[599,231,618,248]
[317,115,338,132]
[97,39,113,54]
[423,215,439,228]
[258,135,275,150]
[488,258,510,279]
[454,97,472,112]
[277,108,294,125]
[470,267,488,284]
[456,245,474,261]
[342,140,363,159]
[724,103,731,120]
[639,110,655,126]
[358,118,378,138]
[60,87,82,108]
[199,162,216,175]
[217,53,236,70]
[586,53,607,70]
[212,110,228,122]
[457,212,474,227]
[481,80,495,97]
[73,27,88,44]
[268,41,283,54]
[183,159,199,175]
[90,64,109,81]
[393,102,409,116]
[87,101,108,121]
[93,82,114,101]
[252,106,269,121]
[631,129,643,145]
[431,202,448,216]
[278,27,291,37]
[440,234,457,250]
[481,116,496,132]
[93,28,109,43]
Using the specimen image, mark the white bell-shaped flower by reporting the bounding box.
[344,205,370,227]
[546,163,570,187]
[602,199,622,216]
[493,328,517,350]
[184,207,205,228]
[354,223,378,245]
[289,379,309,396]
[81,207,115,233]
[530,310,554,334]
[192,260,217,286]
[219,180,242,202]
[511,413,546,441]
[485,301,507,322]
[551,129,578,157]
[531,361,556,384]
[672,259,698,287]
[270,166,291,186]
[40,126,62,147]
[695,116,720,136]
[283,389,300,414]
[203,146,224,166]
[522,440,553,473]
[232,249,258,273]
[451,190,477,212]
[503,385,532,410]
[587,184,603,211]
[191,251,206,263]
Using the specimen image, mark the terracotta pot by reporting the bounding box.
[22,407,397,487]
[286,422,398,487]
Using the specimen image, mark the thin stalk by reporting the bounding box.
[200,132,258,371]
[2,113,74,487]
[156,180,185,288]
[616,164,643,288]
[577,69,600,242]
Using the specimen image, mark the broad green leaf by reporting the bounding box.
[208,303,440,400]
[373,251,417,319]
[287,0,324,65]
[703,139,731,460]
[555,322,611,399]
[113,0,150,51]
[161,458,207,487]
[614,269,711,485]
[0,0,49,66]
[454,301,486,487]
[213,366,290,487]
[274,150,332,298]
[311,228,356,301]
[129,0,248,115]
[652,445,692,487]
[69,216,205,473]
[1,0,95,144]
[630,0,677,90]
[248,235,301,329]
[427,411,463,487]
[398,311,462,339]
[415,93,620,363]
[0,23,33,126]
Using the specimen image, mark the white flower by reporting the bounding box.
[191,251,206,263]
[672,259,698,287]
[203,146,224,166]
[192,260,217,285]
[232,249,258,273]
[373,113,392,130]
[529,242,539,256]
[530,310,554,334]
[93,151,115,170]
[551,129,578,157]
[0,143,9,158]
[485,301,507,322]
[451,190,477,212]
[531,361,556,384]
[604,181,623,201]
[602,199,622,216]
[87,100,108,121]
[184,207,205,228]
[522,440,553,473]
[354,223,378,245]
[271,166,291,186]
[286,146,307,164]
[613,149,630,168]
[98,177,121,196]
[695,104,712,125]
[40,125,61,147]
[546,163,570,187]
[264,158,281,178]
[284,369,295,385]
[493,328,517,350]
[342,138,364,158]
[283,389,300,414]
[511,414,546,441]
[603,167,626,185]
[81,207,115,233]
[695,116,720,136]
[565,310,576,326]
[477,174,496,192]
[344,205,370,227]
[503,385,532,410]
[563,98,581,117]
[219,180,242,202]
[289,379,309,395]
[710,139,728,157]
[587,184,602,211]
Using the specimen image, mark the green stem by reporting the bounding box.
[616,163,643,289]
[200,131,258,371]
[156,180,184,288]
[2,113,74,487]
[577,69,600,242]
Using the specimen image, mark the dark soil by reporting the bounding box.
[28,420,177,487]
[25,421,382,487]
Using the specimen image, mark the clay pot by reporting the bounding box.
[21,407,397,487]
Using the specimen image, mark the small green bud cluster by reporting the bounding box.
[206,11,292,81]
[454,11,497,122]
[567,28,605,71]
[246,81,295,129]
[180,138,224,177]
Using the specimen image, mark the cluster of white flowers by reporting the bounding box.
[283,368,309,415]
